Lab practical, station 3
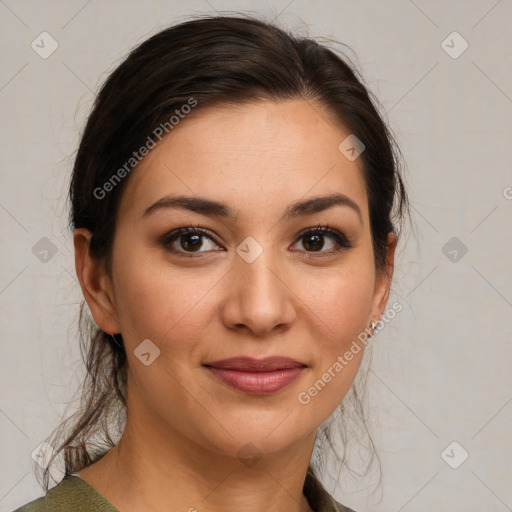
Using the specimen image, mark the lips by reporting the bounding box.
[203,356,306,372]
[202,356,307,395]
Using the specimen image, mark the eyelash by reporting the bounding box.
[160,223,354,259]
[297,225,355,259]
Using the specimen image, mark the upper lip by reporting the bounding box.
[203,356,306,372]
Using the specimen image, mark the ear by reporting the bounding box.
[73,228,121,334]
[370,232,397,323]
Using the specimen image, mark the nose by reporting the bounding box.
[220,246,296,337]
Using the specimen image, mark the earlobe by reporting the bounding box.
[73,228,120,335]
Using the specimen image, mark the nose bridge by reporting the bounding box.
[222,237,295,335]
[238,243,279,296]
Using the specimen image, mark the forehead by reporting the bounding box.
[117,98,368,222]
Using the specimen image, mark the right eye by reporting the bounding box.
[160,226,225,257]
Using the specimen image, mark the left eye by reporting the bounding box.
[290,226,353,255]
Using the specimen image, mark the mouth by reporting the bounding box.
[202,356,307,395]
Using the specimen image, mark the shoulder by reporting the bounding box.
[12,497,48,512]
[11,476,118,512]
[303,467,359,512]
[330,497,358,512]
[325,493,358,512]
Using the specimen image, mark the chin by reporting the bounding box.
[194,413,313,461]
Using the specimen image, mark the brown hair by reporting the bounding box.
[38,13,409,495]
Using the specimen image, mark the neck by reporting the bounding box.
[78,406,318,512]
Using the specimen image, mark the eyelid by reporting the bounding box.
[295,224,352,243]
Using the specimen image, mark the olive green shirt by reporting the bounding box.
[13,473,356,512]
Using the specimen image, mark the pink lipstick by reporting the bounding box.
[203,356,306,395]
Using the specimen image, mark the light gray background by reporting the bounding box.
[1,1,511,511]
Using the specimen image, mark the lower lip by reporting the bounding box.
[204,366,305,395]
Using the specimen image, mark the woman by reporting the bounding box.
[14,14,408,512]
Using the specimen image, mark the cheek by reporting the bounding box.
[321,278,373,337]
[294,255,375,412]
[305,257,375,343]
[111,253,218,349]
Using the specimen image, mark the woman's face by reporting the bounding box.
[88,98,394,459]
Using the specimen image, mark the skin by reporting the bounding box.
[74,98,396,512]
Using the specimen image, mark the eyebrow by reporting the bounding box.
[143,193,362,224]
